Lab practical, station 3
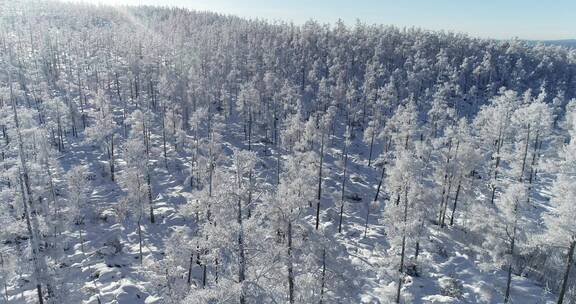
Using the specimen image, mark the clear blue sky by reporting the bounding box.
[72,0,576,40]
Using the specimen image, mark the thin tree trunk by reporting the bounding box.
[367,129,375,167]
[374,162,386,202]
[276,147,281,186]
[287,221,294,304]
[440,176,453,228]
[490,185,497,205]
[364,201,371,239]
[110,134,115,182]
[202,264,207,288]
[162,107,168,169]
[147,172,154,223]
[519,124,531,182]
[339,141,349,233]
[248,110,252,151]
[528,131,540,185]
[316,133,325,230]
[490,127,505,205]
[137,217,143,265]
[319,248,327,304]
[449,180,462,226]
[504,210,518,303]
[187,252,194,285]
[396,189,409,304]
[367,162,386,238]
[238,195,246,304]
[557,239,576,304]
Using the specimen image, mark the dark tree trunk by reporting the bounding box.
[504,213,518,303]
[110,134,115,182]
[137,218,143,265]
[238,194,246,304]
[367,129,375,167]
[519,124,531,182]
[396,190,409,304]
[147,172,155,224]
[202,264,207,288]
[316,133,325,230]
[319,248,327,304]
[339,141,349,233]
[440,176,453,228]
[528,131,540,185]
[374,163,386,202]
[287,221,294,304]
[162,108,168,169]
[276,147,281,186]
[557,239,575,304]
[449,180,462,226]
[187,252,194,285]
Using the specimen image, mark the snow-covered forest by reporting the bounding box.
[1,1,575,303]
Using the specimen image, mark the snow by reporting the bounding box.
[1,1,574,303]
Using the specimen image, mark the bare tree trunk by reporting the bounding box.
[374,162,386,202]
[490,128,504,205]
[110,134,115,182]
[319,248,327,304]
[277,146,281,186]
[147,172,155,224]
[339,141,349,233]
[366,163,387,238]
[161,106,168,169]
[489,185,497,205]
[202,264,207,288]
[367,129,375,167]
[287,221,295,304]
[248,109,252,151]
[414,240,420,262]
[440,176,453,228]
[238,196,246,304]
[439,140,457,227]
[396,190,409,304]
[519,124,531,182]
[528,131,540,185]
[363,202,371,239]
[316,133,325,230]
[137,217,143,265]
[187,252,194,285]
[449,180,462,226]
[504,209,518,303]
[557,239,575,304]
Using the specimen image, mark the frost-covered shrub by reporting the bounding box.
[439,276,463,299]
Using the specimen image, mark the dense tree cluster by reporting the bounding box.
[0,1,575,303]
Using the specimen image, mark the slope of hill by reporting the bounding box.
[0,1,575,304]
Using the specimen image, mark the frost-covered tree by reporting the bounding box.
[120,137,150,263]
[271,151,316,303]
[543,102,576,304]
[382,151,430,304]
[497,183,529,303]
[474,89,520,204]
[66,165,91,255]
[85,93,118,182]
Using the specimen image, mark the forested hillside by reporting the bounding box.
[1,1,576,303]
